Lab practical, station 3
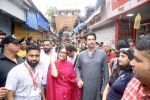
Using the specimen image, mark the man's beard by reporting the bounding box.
[27,59,39,68]
[44,48,51,53]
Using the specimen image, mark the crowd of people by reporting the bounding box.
[0,30,150,100]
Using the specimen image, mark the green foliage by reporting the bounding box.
[45,7,57,23]
[45,6,57,31]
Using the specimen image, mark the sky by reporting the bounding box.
[32,0,97,16]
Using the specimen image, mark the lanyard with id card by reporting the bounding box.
[24,62,39,90]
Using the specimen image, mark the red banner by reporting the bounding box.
[112,0,128,10]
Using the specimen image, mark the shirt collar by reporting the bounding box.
[0,53,20,59]
[87,48,97,57]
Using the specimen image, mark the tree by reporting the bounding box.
[45,7,57,30]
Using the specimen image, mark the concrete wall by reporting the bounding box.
[94,23,115,45]
[0,0,26,21]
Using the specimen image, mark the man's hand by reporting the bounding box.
[0,87,8,99]
[77,80,83,88]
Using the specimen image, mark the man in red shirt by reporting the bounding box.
[122,34,150,100]
[102,42,115,63]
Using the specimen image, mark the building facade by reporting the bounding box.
[0,0,51,40]
[55,9,80,32]
[86,0,150,45]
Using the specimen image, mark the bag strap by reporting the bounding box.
[73,54,78,68]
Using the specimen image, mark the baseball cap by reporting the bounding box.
[1,35,24,46]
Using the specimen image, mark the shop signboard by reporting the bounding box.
[112,0,128,10]
[106,0,149,19]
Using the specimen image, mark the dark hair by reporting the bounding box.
[0,31,6,36]
[43,40,53,44]
[127,38,133,43]
[120,48,134,60]
[26,38,34,46]
[117,40,129,49]
[55,46,64,54]
[57,47,67,60]
[65,45,77,52]
[135,34,150,59]
[20,38,26,44]
[96,42,100,45]
[26,44,40,53]
[85,32,96,41]
[109,49,133,85]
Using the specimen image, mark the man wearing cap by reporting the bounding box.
[0,35,24,99]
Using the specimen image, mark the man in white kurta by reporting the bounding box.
[39,40,57,94]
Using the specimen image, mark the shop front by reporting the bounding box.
[14,9,50,40]
[0,14,12,35]
[14,23,45,40]
[107,0,150,43]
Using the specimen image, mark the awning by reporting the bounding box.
[37,13,50,31]
[85,6,101,24]
[73,23,87,34]
[26,10,38,30]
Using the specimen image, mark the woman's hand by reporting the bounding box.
[50,58,58,78]
[51,67,58,78]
